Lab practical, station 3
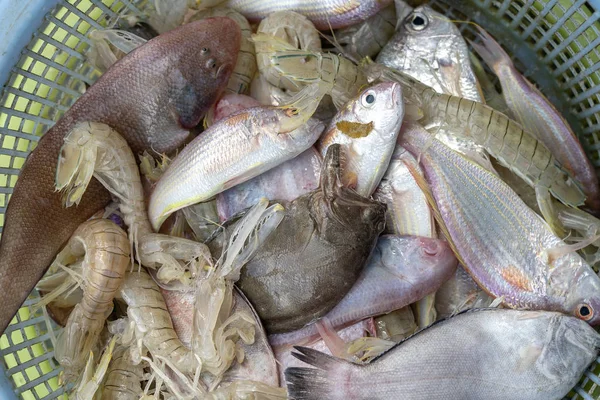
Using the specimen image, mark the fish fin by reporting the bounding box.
[542,234,600,265]
[469,26,513,73]
[285,347,354,400]
[403,156,467,268]
[320,144,343,197]
[488,296,505,308]
[55,122,98,207]
[535,185,567,237]
[315,318,348,359]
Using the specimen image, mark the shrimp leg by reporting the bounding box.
[55,121,212,286]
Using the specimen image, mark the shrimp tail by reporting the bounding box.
[55,122,98,207]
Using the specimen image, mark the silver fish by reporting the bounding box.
[285,309,600,400]
[377,5,483,102]
[401,122,600,325]
[268,235,457,348]
[317,82,404,197]
[148,105,326,230]
[471,26,600,212]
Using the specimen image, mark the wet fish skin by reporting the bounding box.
[268,235,457,347]
[377,5,482,102]
[0,17,240,335]
[471,27,600,212]
[225,0,393,30]
[148,108,325,230]
[317,82,404,197]
[216,147,322,221]
[285,309,600,400]
[237,144,386,334]
[401,123,600,325]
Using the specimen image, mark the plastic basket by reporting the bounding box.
[0,0,599,399]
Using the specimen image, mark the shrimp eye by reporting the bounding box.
[361,91,376,107]
[576,304,593,321]
[409,12,428,31]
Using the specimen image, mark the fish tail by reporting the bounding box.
[285,346,355,400]
[469,26,512,73]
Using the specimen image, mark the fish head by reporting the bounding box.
[399,6,457,45]
[344,82,404,142]
[555,315,600,369]
[317,144,387,242]
[559,260,600,326]
[376,235,457,275]
[164,17,241,129]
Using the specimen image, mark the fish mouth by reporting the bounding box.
[216,63,232,79]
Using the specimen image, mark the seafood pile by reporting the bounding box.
[1,0,600,399]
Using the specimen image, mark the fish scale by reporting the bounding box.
[401,123,600,324]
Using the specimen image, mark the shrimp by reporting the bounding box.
[103,346,145,400]
[253,11,322,103]
[117,268,200,375]
[252,34,368,109]
[73,336,117,400]
[264,51,586,217]
[46,219,129,383]
[189,8,256,95]
[55,121,212,286]
[115,199,284,385]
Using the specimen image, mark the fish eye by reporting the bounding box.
[361,91,376,107]
[576,303,594,321]
[409,12,428,31]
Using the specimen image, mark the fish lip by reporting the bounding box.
[216,63,232,79]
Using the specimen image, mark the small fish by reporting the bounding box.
[268,235,457,347]
[148,96,327,230]
[225,0,394,30]
[401,122,600,325]
[317,82,404,197]
[377,5,483,102]
[236,144,386,334]
[216,147,322,221]
[471,27,600,212]
[285,309,600,400]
